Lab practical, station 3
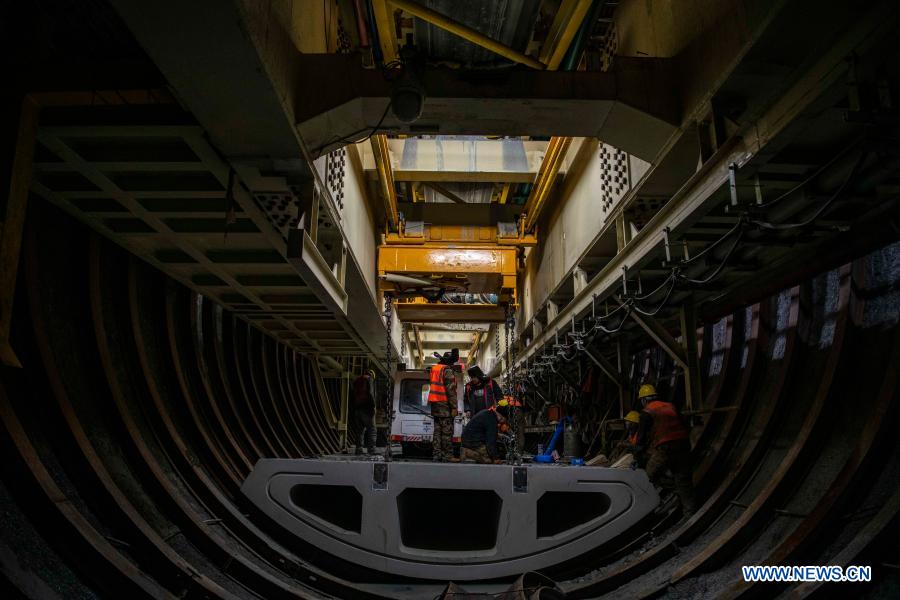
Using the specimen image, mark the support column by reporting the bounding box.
[0,96,39,368]
[546,300,559,323]
[617,340,629,417]
[338,363,350,449]
[679,302,702,411]
[297,180,319,243]
[573,267,588,296]
[532,316,544,340]
[615,212,632,252]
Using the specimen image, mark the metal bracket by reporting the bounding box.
[373,463,388,490]
[512,466,528,493]
[616,297,688,369]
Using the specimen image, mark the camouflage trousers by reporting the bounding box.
[645,439,695,513]
[461,445,493,464]
[430,402,454,461]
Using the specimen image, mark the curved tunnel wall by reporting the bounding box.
[1,200,899,598]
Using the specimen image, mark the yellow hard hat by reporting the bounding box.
[624,410,641,424]
[638,384,657,399]
[497,398,509,408]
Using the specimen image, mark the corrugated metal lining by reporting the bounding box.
[400,135,529,173]
[413,0,541,67]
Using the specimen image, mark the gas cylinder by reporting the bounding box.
[563,420,581,458]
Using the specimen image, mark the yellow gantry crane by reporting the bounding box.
[372,0,586,323]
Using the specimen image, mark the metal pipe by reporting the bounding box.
[371,134,399,229]
[353,0,371,48]
[559,0,603,71]
[523,136,572,232]
[389,0,546,70]
[541,0,594,70]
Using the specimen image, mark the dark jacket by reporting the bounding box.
[464,378,502,414]
[351,374,376,415]
[461,409,499,458]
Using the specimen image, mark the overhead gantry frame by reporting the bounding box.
[371,0,593,325]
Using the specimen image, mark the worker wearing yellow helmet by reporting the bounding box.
[624,410,641,444]
[599,410,643,467]
[635,382,695,515]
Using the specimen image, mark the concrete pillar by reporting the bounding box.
[615,212,632,252]
[679,302,702,412]
[546,300,559,323]
[573,267,588,296]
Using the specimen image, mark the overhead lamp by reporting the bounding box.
[391,45,426,124]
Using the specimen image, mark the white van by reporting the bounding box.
[389,368,465,456]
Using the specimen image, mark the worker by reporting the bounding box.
[635,384,696,514]
[427,348,459,462]
[608,411,641,464]
[350,369,377,455]
[460,402,510,463]
[464,365,502,417]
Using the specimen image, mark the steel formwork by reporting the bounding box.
[241,457,659,580]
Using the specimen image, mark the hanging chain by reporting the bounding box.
[509,307,518,396]
[505,303,522,464]
[400,322,407,361]
[383,296,394,461]
[504,304,514,395]
[494,323,501,380]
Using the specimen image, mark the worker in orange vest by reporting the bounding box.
[427,348,459,462]
[635,384,695,514]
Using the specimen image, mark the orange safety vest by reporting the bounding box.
[643,400,689,447]
[427,365,450,403]
[627,430,639,446]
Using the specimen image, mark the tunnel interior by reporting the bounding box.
[1,0,900,598]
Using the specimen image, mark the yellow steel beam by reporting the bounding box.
[379,245,517,276]
[468,329,483,366]
[498,182,511,204]
[539,0,594,70]
[372,0,399,64]
[522,136,572,233]
[390,0,546,70]
[371,134,399,230]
